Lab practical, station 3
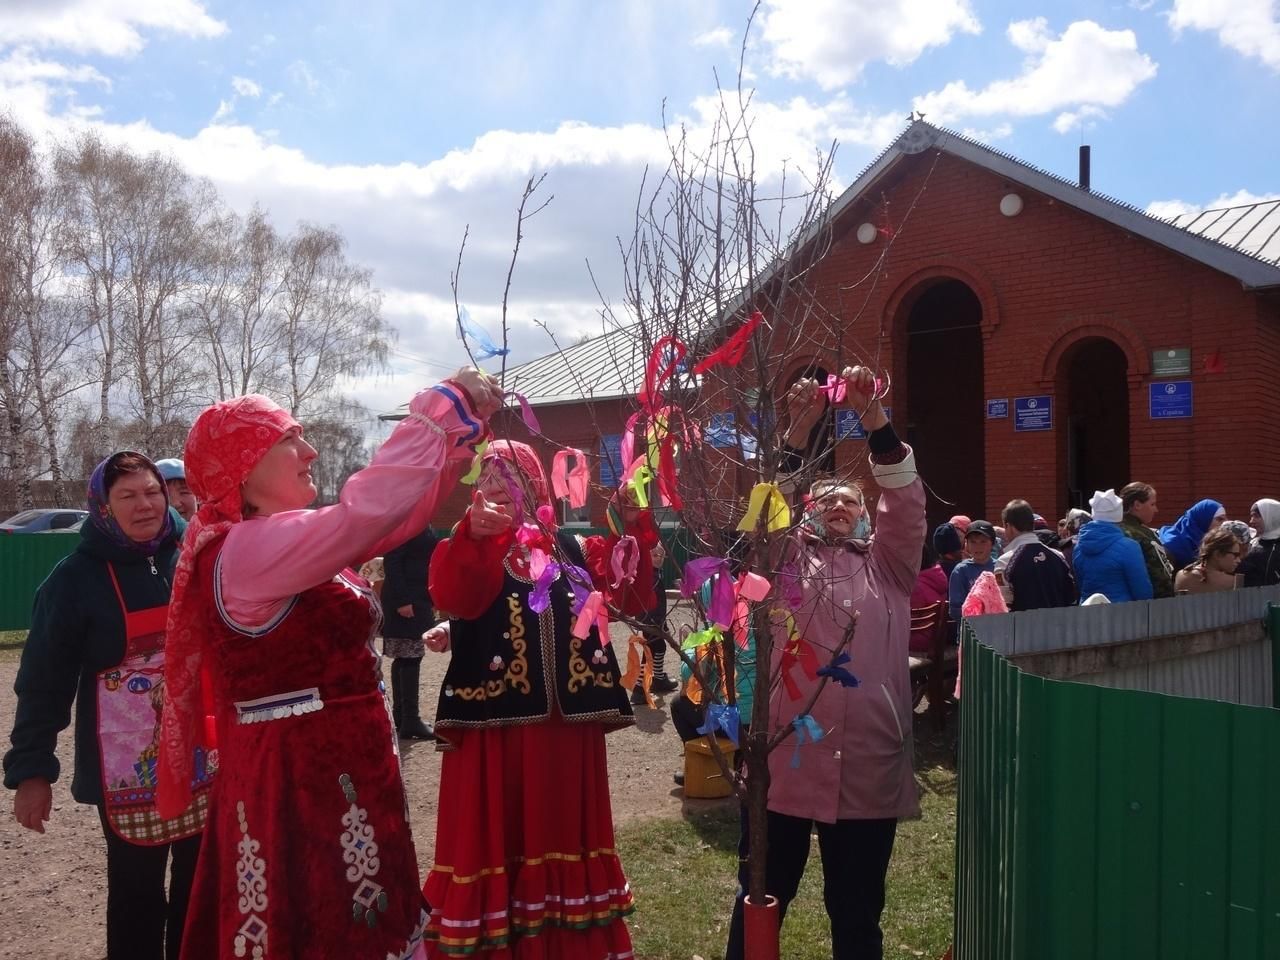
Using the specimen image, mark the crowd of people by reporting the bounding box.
[918,485,1280,624]
[4,359,1279,960]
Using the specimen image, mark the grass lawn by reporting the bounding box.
[618,748,957,960]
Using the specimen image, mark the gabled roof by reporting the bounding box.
[504,325,643,407]
[505,122,1280,408]
[1168,199,1280,267]
[799,120,1280,291]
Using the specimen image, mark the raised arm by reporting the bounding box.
[218,379,494,628]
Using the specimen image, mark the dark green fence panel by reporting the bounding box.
[957,624,1280,960]
[0,534,78,631]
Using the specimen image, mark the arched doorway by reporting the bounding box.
[904,279,984,526]
[1060,338,1130,509]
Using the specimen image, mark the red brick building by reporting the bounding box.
[433,122,1280,531]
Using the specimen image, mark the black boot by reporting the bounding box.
[647,637,679,694]
[396,656,435,740]
[389,657,405,732]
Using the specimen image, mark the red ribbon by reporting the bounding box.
[780,636,819,701]
[692,310,764,374]
[637,336,687,414]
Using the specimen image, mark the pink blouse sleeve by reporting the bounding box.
[218,382,487,628]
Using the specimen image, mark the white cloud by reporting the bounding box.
[1147,189,1280,220]
[288,59,320,95]
[0,0,226,58]
[1168,0,1280,70]
[693,26,735,48]
[231,76,262,98]
[1052,104,1106,133]
[761,0,981,90]
[914,20,1157,129]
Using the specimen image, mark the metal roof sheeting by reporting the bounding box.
[1168,199,1280,266]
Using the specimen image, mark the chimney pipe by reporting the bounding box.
[1079,144,1091,192]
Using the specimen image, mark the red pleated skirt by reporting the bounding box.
[422,721,634,959]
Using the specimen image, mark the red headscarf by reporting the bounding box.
[481,440,550,509]
[157,395,299,818]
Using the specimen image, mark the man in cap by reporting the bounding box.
[155,458,197,521]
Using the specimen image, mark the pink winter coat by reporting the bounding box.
[767,447,926,824]
[908,564,949,653]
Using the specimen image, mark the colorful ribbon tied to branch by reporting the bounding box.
[550,449,589,508]
[455,305,509,360]
[506,391,541,433]
[622,462,653,509]
[572,590,610,643]
[681,624,724,652]
[527,561,561,614]
[619,633,655,708]
[737,482,791,533]
[817,651,860,688]
[460,440,489,485]
[779,624,820,701]
[818,373,846,404]
[637,336,687,414]
[680,557,735,629]
[696,703,741,747]
[776,560,803,610]
[692,310,764,375]
[790,714,825,768]
[610,536,639,589]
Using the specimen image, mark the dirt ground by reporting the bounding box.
[0,603,729,960]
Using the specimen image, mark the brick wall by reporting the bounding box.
[451,150,1278,532]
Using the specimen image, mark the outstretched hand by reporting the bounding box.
[838,365,887,432]
[468,489,513,539]
[782,378,824,447]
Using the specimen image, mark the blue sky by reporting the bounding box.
[2,0,1278,419]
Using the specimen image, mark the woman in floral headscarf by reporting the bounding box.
[156,369,501,960]
[420,440,635,959]
[5,452,199,960]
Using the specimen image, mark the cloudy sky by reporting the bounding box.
[2,0,1278,422]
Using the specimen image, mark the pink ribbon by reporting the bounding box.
[736,572,771,603]
[507,391,541,433]
[550,448,589,508]
[610,536,639,589]
[572,590,610,643]
[818,374,846,404]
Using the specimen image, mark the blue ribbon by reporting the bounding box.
[696,703,741,747]
[528,562,561,614]
[456,305,509,360]
[817,652,860,688]
[790,714,825,769]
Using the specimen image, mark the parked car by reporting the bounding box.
[0,508,89,533]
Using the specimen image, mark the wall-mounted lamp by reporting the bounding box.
[999,193,1024,217]
[856,222,878,244]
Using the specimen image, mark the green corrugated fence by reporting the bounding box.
[0,526,691,634]
[0,534,78,632]
[956,621,1280,959]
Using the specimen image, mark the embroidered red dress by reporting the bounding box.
[180,542,427,959]
[423,517,635,958]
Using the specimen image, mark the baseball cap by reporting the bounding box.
[965,520,997,542]
[155,458,186,482]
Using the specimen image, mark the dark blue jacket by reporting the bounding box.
[1074,521,1154,604]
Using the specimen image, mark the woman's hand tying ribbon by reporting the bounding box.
[468,489,513,539]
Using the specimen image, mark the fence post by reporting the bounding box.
[1269,603,1280,709]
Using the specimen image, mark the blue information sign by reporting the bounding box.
[986,398,1009,419]
[834,407,892,440]
[1149,380,1193,419]
[599,434,623,487]
[1014,396,1052,432]
[707,412,738,448]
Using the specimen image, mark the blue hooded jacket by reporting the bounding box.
[1073,521,1154,604]
[1158,499,1224,570]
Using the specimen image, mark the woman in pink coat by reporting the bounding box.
[725,366,926,960]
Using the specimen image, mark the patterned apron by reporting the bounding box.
[97,563,213,845]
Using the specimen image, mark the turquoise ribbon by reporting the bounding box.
[790,714,825,769]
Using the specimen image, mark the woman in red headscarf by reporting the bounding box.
[156,369,502,960]
[420,440,635,959]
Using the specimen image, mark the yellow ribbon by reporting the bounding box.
[460,440,490,485]
[682,624,724,651]
[626,465,654,508]
[737,482,791,533]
